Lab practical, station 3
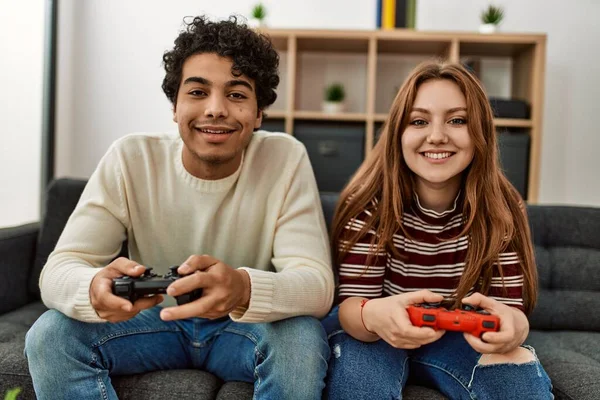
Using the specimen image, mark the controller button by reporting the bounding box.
[423,314,436,322]
[482,321,496,329]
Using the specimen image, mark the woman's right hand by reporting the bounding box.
[362,290,446,349]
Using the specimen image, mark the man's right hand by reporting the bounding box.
[89,257,164,323]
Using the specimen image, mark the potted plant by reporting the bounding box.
[322,83,346,114]
[479,5,504,33]
[248,3,267,28]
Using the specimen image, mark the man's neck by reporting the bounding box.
[182,152,242,180]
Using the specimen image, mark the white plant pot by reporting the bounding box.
[248,18,266,29]
[479,23,498,34]
[322,101,345,114]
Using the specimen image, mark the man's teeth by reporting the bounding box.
[424,152,452,159]
[198,128,232,134]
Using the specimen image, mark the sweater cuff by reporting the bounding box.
[229,267,274,323]
[72,268,106,323]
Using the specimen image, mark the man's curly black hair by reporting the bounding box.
[162,15,279,111]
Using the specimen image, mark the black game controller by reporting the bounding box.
[111,266,202,305]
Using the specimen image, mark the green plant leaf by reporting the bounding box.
[480,5,504,25]
[324,83,345,102]
[252,3,266,20]
[4,388,22,400]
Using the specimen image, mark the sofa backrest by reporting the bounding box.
[33,179,600,332]
[526,205,600,331]
[30,179,95,298]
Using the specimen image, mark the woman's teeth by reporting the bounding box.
[423,152,452,159]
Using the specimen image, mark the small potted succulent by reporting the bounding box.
[248,3,267,28]
[322,83,346,114]
[479,5,504,34]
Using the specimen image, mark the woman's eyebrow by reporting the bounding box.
[410,107,467,114]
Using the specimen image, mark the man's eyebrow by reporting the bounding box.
[181,77,254,92]
[183,76,210,85]
[225,79,254,92]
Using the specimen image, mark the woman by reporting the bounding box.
[322,62,553,399]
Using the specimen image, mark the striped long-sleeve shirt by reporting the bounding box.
[337,194,525,311]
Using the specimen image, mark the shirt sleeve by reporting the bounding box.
[337,208,387,302]
[39,145,129,323]
[487,244,526,312]
[229,148,335,322]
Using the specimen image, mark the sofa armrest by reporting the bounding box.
[0,222,39,315]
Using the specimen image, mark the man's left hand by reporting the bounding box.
[461,292,529,354]
[159,254,251,321]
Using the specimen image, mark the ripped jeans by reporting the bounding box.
[321,306,553,400]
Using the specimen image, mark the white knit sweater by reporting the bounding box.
[39,131,334,323]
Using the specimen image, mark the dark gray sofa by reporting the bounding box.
[1,178,599,399]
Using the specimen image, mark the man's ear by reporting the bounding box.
[254,109,263,129]
[172,105,177,123]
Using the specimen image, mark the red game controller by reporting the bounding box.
[407,302,500,338]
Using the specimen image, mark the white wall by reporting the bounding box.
[46,0,600,209]
[54,0,376,178]
[0,0,45,227]
[416,0,600,206]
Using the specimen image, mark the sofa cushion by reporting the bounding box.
[319,192,339,232]
[527,205,600,331]
[111,370,223,399]
[30,179,128,299]
[0,223,39,314]
[527,330,600,399]
[0,302,48,398]
[215,382,254,399]
[1,301,448,400]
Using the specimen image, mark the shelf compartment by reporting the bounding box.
[295,51,368,113]
[296,36,370,53]
[459,38,538,58]
[377,38,452,56]
[294,111,368,122]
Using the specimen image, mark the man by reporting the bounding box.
[25,16,334,399]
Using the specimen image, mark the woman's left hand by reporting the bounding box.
[461,292,529,354]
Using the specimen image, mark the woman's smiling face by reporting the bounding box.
[401,79,474,194]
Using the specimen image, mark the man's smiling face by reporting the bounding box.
[173,53,262,179]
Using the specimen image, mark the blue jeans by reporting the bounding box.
[24,307,329,400]
[321,306,553,400]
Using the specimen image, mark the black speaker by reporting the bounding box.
[294,121,365,192]
[489,98,530,119]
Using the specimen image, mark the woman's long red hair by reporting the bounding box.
[330,61,537,314]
